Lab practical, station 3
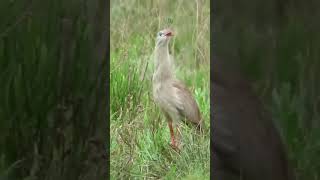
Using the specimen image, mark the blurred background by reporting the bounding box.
[110,0,210,179]
[0,0,107,179]
[1,0,319,179]
[214,0,320,179]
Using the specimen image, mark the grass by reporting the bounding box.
[214,6,320,179]
[110,0,210,179]
[0,0,107,179]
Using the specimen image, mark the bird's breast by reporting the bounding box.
[152,81,171,107]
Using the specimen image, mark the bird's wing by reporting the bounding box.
[171,80,201,124]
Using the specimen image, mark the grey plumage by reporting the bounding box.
[152,28,203,148]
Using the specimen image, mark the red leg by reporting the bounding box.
[168,121,176,147]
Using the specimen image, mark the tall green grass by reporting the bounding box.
[110,0,210,179]
[0,0,107,179]
[214,5,320,179]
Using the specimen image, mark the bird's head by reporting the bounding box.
[155,28,174,47]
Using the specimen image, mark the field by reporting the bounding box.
[1,0,318,179]
[0,0,107,179]
[214,2,320,178]
[110,0,210,179]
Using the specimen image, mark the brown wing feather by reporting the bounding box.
[172,80,203,129]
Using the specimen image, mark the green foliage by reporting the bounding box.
[215,3,320,179]
[110,0,210,179]
[0,0,106,179]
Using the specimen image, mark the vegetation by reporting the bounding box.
[1,0,318,179]
[110,0,210,179]
[0,0,107,179]
[215,1,320,179]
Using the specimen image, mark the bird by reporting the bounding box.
[212,57,295,180]
[152,28,203,150]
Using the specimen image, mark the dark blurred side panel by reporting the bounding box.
[0,0,108,179]
[212,0,320,179]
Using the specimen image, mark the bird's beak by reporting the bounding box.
[165,29,174,37]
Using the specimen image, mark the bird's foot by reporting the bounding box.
[170,142,180,152]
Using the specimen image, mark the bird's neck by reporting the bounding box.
[153,45,175,82]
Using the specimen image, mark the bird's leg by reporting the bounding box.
[168,120,176,147]
[164,112,179,150]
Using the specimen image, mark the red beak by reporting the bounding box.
[164,29,174,36]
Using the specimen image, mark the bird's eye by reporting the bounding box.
[158,32,164,37]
